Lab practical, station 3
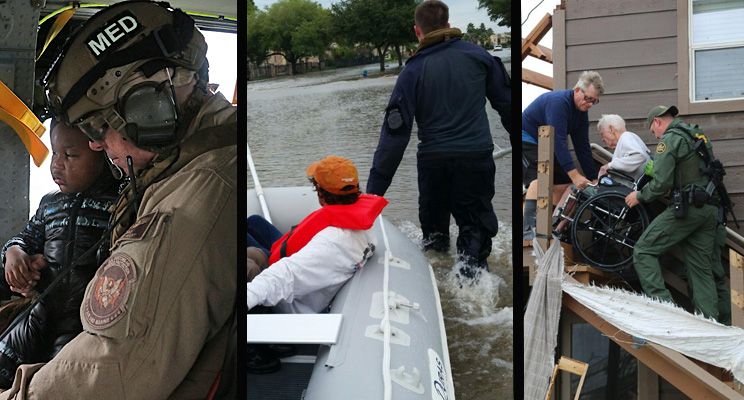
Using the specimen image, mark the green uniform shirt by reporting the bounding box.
[637,119,711,203]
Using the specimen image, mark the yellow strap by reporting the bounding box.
[36,6,77,61]
[0,81,48,167]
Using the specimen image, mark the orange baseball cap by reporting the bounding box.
[306,156,360,195]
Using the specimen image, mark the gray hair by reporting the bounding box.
[597,114,625,132]
[574,71,605,96]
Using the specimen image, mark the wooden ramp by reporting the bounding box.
[524,126,744,398]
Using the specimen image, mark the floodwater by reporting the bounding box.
[247,57,513,399]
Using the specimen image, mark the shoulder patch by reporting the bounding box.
[84,253,137,329]
[656,142,667,154]
[120,211,157,241]
[694,133,708,143]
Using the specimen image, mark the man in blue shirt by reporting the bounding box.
[367,0,512,279]
[522,71,604,240]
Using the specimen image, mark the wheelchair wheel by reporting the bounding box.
[571,191,649,272]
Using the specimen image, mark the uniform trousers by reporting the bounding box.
[417,154,498,267]
[633,203,719,320]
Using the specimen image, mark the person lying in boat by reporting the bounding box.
[247,156,388,314]
[553,114,652,235]
[0,121,119,388]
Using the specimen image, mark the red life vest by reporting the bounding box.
[268,194,388,265]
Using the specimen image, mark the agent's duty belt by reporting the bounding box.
[681,187,719,208]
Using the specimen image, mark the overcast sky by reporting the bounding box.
[253,0,508,33]
[521,0,562,110]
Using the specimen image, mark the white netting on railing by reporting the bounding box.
[563,282,744,383]
[523,239,565,400]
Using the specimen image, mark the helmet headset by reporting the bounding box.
[43,1,208,153]
[75,67,183,148]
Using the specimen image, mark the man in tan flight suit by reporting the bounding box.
[0,2,236,399]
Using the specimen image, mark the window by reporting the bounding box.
[689,0,744,102]
[570,323,638,399]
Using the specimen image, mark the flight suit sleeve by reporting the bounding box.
[638,135,678,203]
[367,71,416,196]
[0,151,238,399]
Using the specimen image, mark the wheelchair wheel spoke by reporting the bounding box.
[585,202,614,231]
[571,191,650,271]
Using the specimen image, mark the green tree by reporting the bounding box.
[247,9,270,67]
[478,0,510,28]
[331,0,418,72]
[464,22,495,48]
[248,0,256,12]
[257,0,332,74]
[293,9,332,65]
[463,22,476,42]
[385,0,419,67]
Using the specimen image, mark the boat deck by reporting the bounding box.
[246,344,318,399]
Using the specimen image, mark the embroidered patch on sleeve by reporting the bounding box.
[656,142,667,154]
[84,253,137,329]
[120,211,157,241]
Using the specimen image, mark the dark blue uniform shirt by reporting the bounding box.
[367,37,512,196]
[522,89,596,179]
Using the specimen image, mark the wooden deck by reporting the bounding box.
[523,127,744,397]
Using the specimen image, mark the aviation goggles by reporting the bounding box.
[75,108,126,142]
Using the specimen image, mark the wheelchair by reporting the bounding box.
[553,170,652,273]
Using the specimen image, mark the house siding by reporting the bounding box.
[555,0,744,231]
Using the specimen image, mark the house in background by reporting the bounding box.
[553,0,744,233]
[491,32,511,47]
[524,1,744,399]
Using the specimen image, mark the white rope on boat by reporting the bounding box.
[247,143,272,224]
[492,142,512,160]
[378,214,393,400]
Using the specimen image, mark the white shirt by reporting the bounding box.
[608,131,652,179]
[247,226,377,314]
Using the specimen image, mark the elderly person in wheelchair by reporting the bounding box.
[552,114,652,270]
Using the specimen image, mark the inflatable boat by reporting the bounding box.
[247,186,455,400]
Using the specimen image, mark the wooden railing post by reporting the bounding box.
[731,250,744,327]
[536,126,555,251]
[730,249,744,394]
[529,125,555,285]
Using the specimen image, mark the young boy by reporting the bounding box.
[0,120,120,388]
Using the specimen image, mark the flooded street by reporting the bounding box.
[247,58,513,398]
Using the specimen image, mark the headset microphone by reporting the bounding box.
[105,156,124,180]
[126,155,139,215]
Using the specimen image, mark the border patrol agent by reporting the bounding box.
[366,0,512,279]
[0,2,236,398]
[625,106,719,320]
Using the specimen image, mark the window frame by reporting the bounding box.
[677,0,744,114]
